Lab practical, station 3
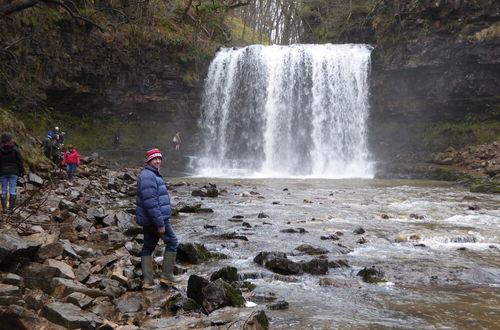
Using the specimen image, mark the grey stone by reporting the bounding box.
[0,232,42,264]
[0,284,21,296]
[41,302,103,329]
[37,242,64,260]
[66,292,93,309]
[51,277,109,298]
[3,273,22,286]
[114,293,146,313]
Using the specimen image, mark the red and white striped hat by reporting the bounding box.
[145,148,163,163]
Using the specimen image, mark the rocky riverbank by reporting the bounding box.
[0,157,270,329]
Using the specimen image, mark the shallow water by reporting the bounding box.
[168,178,500,329]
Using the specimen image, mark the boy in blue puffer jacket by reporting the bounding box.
[136,148,181,289]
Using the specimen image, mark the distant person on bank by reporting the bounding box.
[0,133,24,214]
[172,132,181,151]
[61,145,81,180]
[135,148,181,289]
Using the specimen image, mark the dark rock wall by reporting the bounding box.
[301,0,500,160]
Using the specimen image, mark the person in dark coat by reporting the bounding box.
[0,133,24,213]
[135,148,181,289]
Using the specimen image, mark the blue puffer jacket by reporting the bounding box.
[135,165,171,227]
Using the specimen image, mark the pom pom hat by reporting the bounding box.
[145,148,163,163]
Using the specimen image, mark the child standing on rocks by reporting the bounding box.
[0,132,24,213]
[61,145,80,180]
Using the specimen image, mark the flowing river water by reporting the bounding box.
[169,178,499,329]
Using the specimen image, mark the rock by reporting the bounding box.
[257,212,269,218]
[24,262,63,293]
[357,267,385,283]
[45,259,75,279]
[353,227,365,234]
[329,259,350,268]
[114,293,146,313]
[0,284,21,297]
[177,243,227,264]
[51,277,110,298]
[280,228,307,233]
[89,297,118,320]
[210,266,239,283]
[74,263,91,283]
[28,172,44,186]
[187,274,210,305]
[264,257,303,275]
[319,276,363,288]
[301,258,329,275]
[66,292,93,309]
[219,232,248,241]
[2,273,21,286]
[41,302,103,329]
[86,207,109,224]
[320,234,340,240]
[168,297,201,312]
[0,232,42,264]
[253,251,287,266]
[267,300,289,310]
[24,289,49,310]
[0,304,66,330]
[295,244,329,255]
[201,278,245,313]
[409,234,421,240]
[37,242,64,261]
[395,235,408,243]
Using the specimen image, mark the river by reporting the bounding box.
[169,178,499,329]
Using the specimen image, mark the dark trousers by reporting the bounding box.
[140,219,179,256]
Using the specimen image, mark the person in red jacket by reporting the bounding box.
[61,145,80,180]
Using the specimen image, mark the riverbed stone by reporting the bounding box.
[301,258,329,275]
[41,302,103,329]
[51,277,109,298]
[0,284,21,297]
[2,273,21,286]
[45,259,75,279]
[23,262,63,293]
[265,257,303,275]
[295,244,329,255]
[114,292,146,313]
[0,304,67,330]
[37,242,64,261]
[177,242,227,264]
[187,274,210,305]
[210,266,239,283]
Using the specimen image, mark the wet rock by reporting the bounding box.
[319,276,363,288]
[219,232,249,241]
[177,243,228,264]
[24,289,49,310]
[409,213,425,219]
[357,237,368,244]
[467,204,480,210]
[174,202,202,213]
[202,278,245,313]
[114,293,146,313]
[267,300,289,310]
[0,232,42,264]
[209,307,269,330]
[409,234,421,240]
[265,257,303,276]
[242,222,251,228]
[257,212,269,218]
[37,242,64,261]
[210,266,239,283]
[43,302,103,329]
[253,251,288,266]
[168,297,201,313]
[395,235,408,243]
[66,292,93,309]
[470,183,500,193]
[28,173,44,186]
[329,259,350,268]
[187,274,210,305]
[357,266,385,283]
[295,244,329,255]
[89,296,118,319]
[381,214,390,219]
[280,228,307,234]
[301,258,329,275]
[320,234,340,240]
[353,227,365,234]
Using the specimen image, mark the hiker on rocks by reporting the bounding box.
[48,126,65,147]
[61,144,80,180]
[136,148,181,289]
[42,133,53,159]
[172,132,181,151]
[0,133,24,214]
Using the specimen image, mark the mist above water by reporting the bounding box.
[191,44,373,178]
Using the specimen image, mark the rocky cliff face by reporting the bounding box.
[301,0,500,161]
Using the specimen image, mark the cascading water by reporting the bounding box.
[191,44,373,178]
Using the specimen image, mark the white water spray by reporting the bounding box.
[191,44,373,178]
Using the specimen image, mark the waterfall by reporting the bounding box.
[191,44,373,178]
